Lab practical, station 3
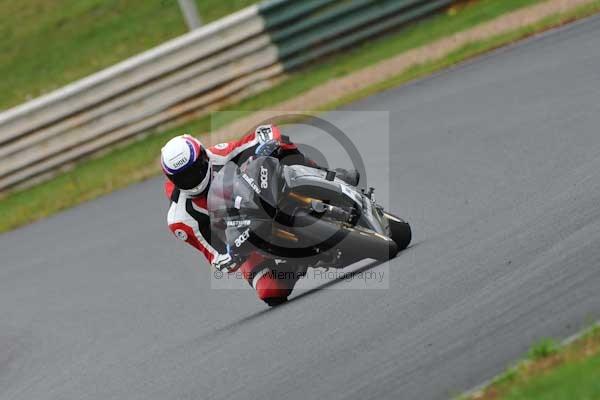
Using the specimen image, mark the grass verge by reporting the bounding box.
[2,0,600,233]
[461,324,600,400]
[0,0,257,110]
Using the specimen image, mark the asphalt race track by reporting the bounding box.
[2,15,600,400]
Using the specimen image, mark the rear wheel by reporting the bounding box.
[384,212,412,251]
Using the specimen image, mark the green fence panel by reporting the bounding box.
[272,0,432,58]
[281,0,453,70]
[269,0,376,43]
[256,0,454,71]
[259,0,338,29]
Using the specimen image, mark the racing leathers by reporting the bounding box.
[165,125,308,305]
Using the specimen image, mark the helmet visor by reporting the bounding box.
[167,150,209,190]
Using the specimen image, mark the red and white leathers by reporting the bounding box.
[164,125,305,304]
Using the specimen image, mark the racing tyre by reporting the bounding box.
[384,212,412,251]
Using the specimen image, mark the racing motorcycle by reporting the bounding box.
[207,154,411,275]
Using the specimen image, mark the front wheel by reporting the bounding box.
[384,212,412,251]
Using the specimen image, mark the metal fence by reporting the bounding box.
[0,0,453,191]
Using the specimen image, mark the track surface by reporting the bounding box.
[3,16,600,400]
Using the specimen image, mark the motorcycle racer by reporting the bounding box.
[161,124,359,306]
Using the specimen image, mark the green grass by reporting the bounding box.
[2,0,600,233]
[464,325,600,400]
[0,0,257,110]
[528,338,559,360]
[502,354,600,400]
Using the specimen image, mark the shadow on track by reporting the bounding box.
[193,244,419,347]
[287,259,385,304]
[287,242,419,307]
[208,240,425,339]
[210,258,390,335]
[210,243,422,334]
[158,253,412,361]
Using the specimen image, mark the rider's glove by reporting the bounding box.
[212,253,240,273]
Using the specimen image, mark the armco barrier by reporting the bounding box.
[0,0,453,191]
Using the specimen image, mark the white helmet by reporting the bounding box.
[160,135,211,196]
